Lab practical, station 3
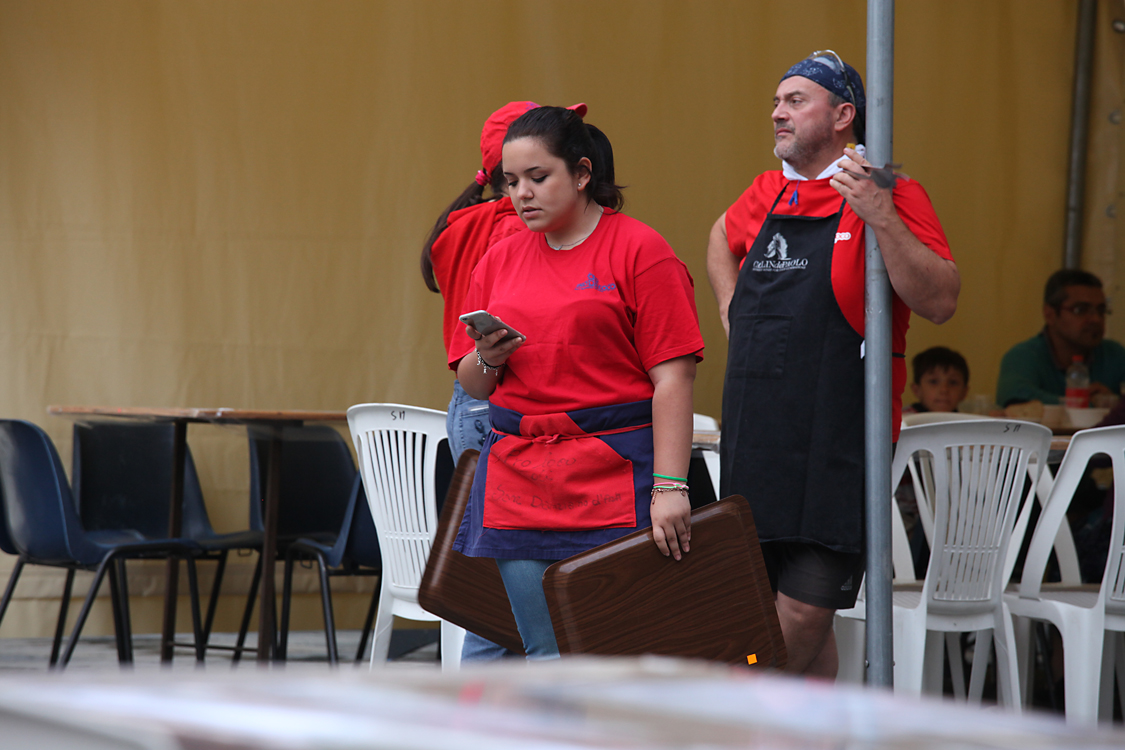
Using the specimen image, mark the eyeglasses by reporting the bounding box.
[1059,302,1111,318]
[808,49,857,107]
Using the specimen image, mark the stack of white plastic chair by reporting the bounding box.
[1005,424,1125,725]
[692,412,721,501]
[347,403,465,670]
[895,410,1081,701]
[836,419,1051,708]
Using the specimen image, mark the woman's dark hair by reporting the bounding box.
[503,106,625,211]
[420,168,507,293]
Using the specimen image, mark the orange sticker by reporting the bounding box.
[746,654,757,665]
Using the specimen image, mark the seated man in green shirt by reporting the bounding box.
[996,269,1125,406]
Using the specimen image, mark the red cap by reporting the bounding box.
[477,102,588,184]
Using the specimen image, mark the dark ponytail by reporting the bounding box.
[503,107,624,211]
[583,123,623,211]
[420,168,507,293]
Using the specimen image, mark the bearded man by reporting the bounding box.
[706,51,960,678]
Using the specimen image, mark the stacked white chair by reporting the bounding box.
[692,412,721,501]
[895,410,1080,700]
[1005,424,1125,725]
[347,403,465,670]
[836,419,1051,708]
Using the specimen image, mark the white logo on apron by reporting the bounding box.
[753,232,809,272]
[765,232,789,260]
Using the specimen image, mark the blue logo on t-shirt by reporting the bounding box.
[575,273,616,292]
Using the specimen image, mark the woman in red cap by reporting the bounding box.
[423,101,539,467]
[450,106,704,659]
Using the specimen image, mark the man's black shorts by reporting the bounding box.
[760,541,865,610]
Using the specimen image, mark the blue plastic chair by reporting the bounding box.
[279,474,382,663]
[0,459,77,664]
[71,422,262,654]
[233,425,358,660]
[0,420,204,666]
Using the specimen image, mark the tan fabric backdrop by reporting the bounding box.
[0,0,1091,636]
[1083,0,1125,340]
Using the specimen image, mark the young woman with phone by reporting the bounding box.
[451,106,704,659]
[423,101,586,663]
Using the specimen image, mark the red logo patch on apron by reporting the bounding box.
[482,413,638,531]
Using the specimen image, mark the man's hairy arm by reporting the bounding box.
[706,212,740,338]
[830,150,959,324]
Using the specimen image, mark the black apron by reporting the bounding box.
[720,185,865,553]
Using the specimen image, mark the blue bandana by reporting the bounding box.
[781,53,866,139]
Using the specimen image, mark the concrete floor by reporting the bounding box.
[0,629,440,672]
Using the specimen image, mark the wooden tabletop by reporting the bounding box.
[692,430,720,450]
[47,406,348,423]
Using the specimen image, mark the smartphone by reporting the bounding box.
[458,310,524,342]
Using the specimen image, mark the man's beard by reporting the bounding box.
[773,118,836,172]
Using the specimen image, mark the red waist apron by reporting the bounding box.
[483,411,648,531]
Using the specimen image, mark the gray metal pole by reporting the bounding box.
[1064,0,1097,269]
[864,0,895,688]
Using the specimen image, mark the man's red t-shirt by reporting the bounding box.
[451,210,704,415]
[725,172,954,434]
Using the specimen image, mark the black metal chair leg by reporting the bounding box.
[315,552,338,665]
[233,554,263,663]
[0,557,25,629]
[115,558,134,664]
[49,566,75,666]
[279,552,296,660]
[202,551,229,646]
[355,584,379,662]
[59,558,113,668]
[107,561,128,663]
[185,557,205,662]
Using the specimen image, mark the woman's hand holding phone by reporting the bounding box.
[460,310,525,368]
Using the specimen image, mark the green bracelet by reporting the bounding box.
[653,473,687,482]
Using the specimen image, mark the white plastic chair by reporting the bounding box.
[900,412,1082,698]
[902,412,1080,585]
[835,422,966,687]
[1005,424,1125,725]
[347,403,465,670]
[692,413,720,501]
[837,419,1051,708]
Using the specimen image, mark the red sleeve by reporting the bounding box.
[893,180,953,261]
[725,172,787,260]
[448,262,487,372]
[631,257,705,370]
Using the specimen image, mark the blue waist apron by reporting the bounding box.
[453,399,654,560]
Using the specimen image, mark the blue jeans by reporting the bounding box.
[495,558,560,661]
[447,381,514,663]
[446,380,492,465]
